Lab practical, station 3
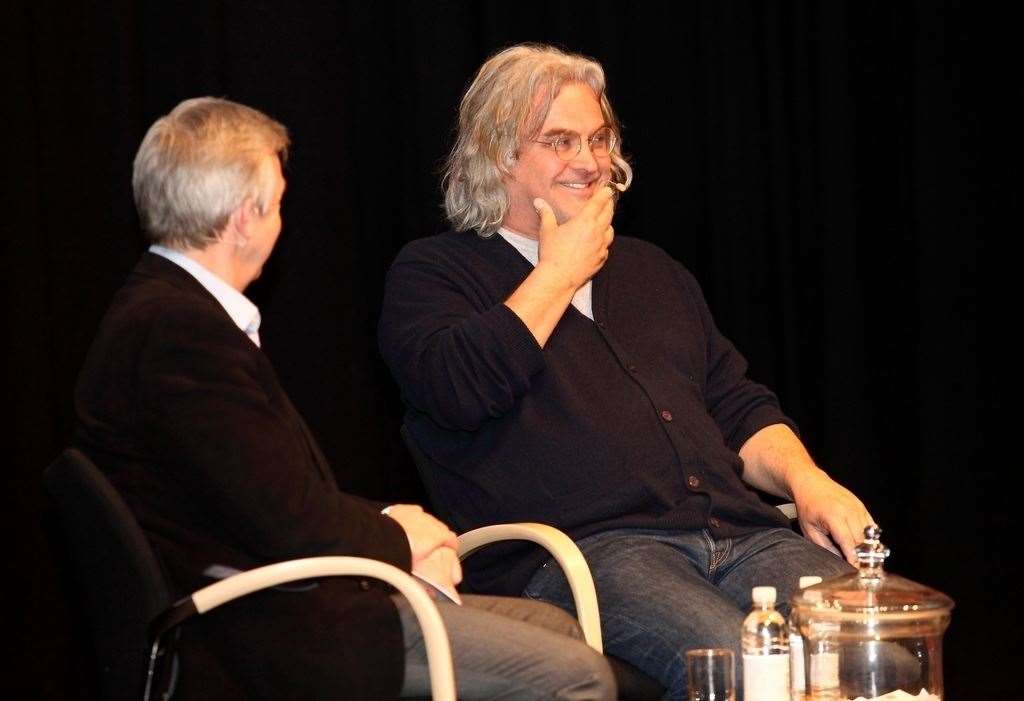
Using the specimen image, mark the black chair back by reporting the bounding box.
[44,448,171,701]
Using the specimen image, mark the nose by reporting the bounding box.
[568,138,601,172]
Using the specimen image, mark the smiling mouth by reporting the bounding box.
[557,181,596,192]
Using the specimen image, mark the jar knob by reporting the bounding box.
[855,524,890,570]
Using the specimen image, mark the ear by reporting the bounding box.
[502,148,519,174]
[226,196,258,248]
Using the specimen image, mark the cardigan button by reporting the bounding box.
[687,475,700,489]
[627,363,638,373]
[660,409,673,422]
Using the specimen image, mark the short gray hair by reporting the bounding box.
[443,44,633,236]
[132,97,290,249]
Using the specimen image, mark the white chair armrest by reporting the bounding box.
[190,557,455,701]
[457,523,602,653]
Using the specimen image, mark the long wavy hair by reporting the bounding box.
[442,44,633,236]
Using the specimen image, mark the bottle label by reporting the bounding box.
[742,654,789,701]
[809,652,839,692]
[789,635,805,693]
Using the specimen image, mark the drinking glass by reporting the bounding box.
[686,648,735,701]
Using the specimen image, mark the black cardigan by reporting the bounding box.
[380,231,794,596]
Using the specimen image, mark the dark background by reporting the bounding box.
[6,1,999,697]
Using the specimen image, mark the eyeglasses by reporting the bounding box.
[532,126,617,161]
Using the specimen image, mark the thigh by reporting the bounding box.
[395,594,614,700]
[717,528,855,615]
[460,593,587,640]
[524,533,746,698]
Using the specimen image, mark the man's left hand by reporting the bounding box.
[790,469,875,565]
[739,423,874,566]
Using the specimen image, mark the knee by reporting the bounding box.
[528,599,588,641]
[561,647,617,701]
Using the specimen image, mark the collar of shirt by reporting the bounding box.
[496,227,594,320]
[497,227,540,265]
[149,244,262,347]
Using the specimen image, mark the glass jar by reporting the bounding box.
[790,526,953,700]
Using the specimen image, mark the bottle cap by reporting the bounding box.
[752,586,777,605]
[799,576,823,589]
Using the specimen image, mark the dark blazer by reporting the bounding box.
[75,252,411,699]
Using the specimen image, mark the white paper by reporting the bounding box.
[848,690,939,701]
[412,571,463,605]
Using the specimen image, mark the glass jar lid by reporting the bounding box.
[792,525,954,626]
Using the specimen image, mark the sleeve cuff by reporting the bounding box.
[729,407,800,453]
[493,302,546,376]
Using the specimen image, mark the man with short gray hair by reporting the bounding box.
[380,44,872,699]
[75,96,614,699]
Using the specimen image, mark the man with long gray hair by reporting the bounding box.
[75,96,614,699]
[380,44,873,698]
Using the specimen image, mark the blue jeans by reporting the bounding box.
[523,527,853,701]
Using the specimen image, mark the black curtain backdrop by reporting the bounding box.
[5,1,999,697]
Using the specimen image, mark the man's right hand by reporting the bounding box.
[412,545,463,601]
[533,184,616,291]
[505,185,616,348]
[383,503,459,568]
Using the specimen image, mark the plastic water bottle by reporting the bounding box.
[742,586,790,701]
[789,576,822,700]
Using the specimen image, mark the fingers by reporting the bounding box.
[385,503,459,558]
[435,520,459,551]
[832,521,861,566]
[596,197,614,232]
[597,226,614,262]
[533,198,558,237]
[835,502,875,564]
[440,545,463,585]
[791,471,875,566]
[810,507,874,566]
[576,181,615,221]
[591,180,616,204]
[579,188,614,248]
[801,521,843,559]
[593,184,615,221]
[411,546,462,599]
[537,183,614,236]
